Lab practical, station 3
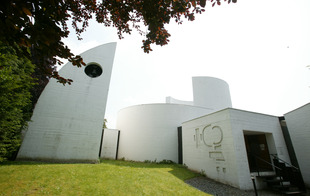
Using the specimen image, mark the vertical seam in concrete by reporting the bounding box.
[99,129,105,158]
[115,130,120,160]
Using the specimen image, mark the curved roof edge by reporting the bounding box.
[80,42,117,54]
[166,96,193,105]
[192,76,229,85]
[117,103,214,113]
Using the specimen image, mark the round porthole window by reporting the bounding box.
[84,63,103,78]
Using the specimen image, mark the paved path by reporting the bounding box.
[185,176,309,196]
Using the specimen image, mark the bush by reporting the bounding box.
[0,43,36,162]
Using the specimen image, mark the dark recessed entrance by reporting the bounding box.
[244,133,273,172]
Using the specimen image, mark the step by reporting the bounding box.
[259,174,277,178]
[251,171,276,177]
[264,178,283,183]
[281,190,304,195]
[271,184,292,190]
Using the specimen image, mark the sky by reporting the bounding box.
[62,0,310,128]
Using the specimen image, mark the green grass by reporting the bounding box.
[0,160,210,195]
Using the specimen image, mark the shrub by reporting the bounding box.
[0,42,36,162]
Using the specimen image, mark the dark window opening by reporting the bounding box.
[85,63,103,78]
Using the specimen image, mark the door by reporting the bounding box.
[244,134,273,172]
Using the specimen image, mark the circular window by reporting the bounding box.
[84,63,103,78]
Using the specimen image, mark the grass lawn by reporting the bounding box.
[0,160,210,195]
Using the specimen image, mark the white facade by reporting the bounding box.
[116,76,233,163]
[17,43,116,163]
[116,104,213,162]
[114,73,308,191]
[192,76,232,110]
[15,43,308,191]
[166,96,193,106]
[182,108,290,190]
[100,129,120,160]
[284,103,310,188]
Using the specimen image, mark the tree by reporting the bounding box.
[0,42,36,162]
[103,119,107,129]
[0,0,236,84]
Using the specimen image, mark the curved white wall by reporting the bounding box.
[166,96,193,105]
[116,104,212,163]
[192,76,232,110]
[17,43,116,163]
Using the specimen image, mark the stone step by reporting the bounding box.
[281,190,304,195]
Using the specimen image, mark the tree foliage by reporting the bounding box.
[103,119,108,129]
[0,42,36,162]
[0,0,236,161]
[0,0,236,84]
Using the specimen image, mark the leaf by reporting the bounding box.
[191,0,196,7]
[22,7,32,16]
[19,38,31,47]
[200,0,206,7]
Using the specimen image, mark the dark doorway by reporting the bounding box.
[177,126,183,164]
[244,133,273,172]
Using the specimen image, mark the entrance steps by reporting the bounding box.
[250,156,307,195]
[257,173,306,195]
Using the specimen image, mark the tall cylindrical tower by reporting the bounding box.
[192,76,232,110]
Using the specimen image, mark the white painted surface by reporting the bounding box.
[285,103,310,188]
[17,43,117,162]
[100,129,119,160]
[116,104,213,163]
[229,109,289,190]
[165,96,193,106]
[182,109,239,188]
[115,76,231,163]
[192,76,232,110]
[182,108,290,190]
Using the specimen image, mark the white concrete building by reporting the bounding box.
[17,42,117,163]
[192,76,232,110]
[16,43,308,192]
[114,76,308,192]
[116,104,212,163]
[284,103,310,188]
[182,108,290,190]
[100,129,120,160]
[116,77,231,163]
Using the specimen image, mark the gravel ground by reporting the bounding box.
[185,176,310,196]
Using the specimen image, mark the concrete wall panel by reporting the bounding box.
[182,108,290,190]
[285,103,310,188]
[116,104,213,163]
[100,129,120,160]
[182,109,239,188]
[165,96,193,105]
[192,76,232,110]
[17,43,117,163]
[229,109,289,190]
